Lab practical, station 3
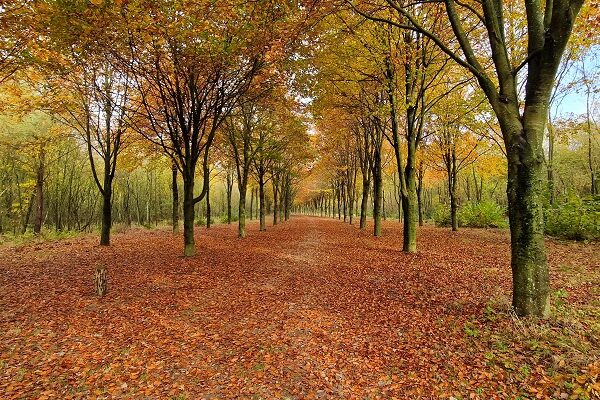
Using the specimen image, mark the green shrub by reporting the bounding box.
[432,205,452,227]
[460,201,508,228]
[196,215,217,226]
[219,214,238,223]
[544,197,600,241]
[432,201,508,229]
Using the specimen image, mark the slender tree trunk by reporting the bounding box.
[449,177,458,232]
[226,170,233,224]
[238,175,247,238]
[373,150,382,237]
[172,163,179,234]
[342,181,347,222]
[279,176,286,222]
[259,174,266,231]
[360,174,370,229]
[349,165,357,224]
[273,181,279,226]
[382,188,387,221]
[417,164,424,227]
[33,148,45,235]
[284,178,291,221]
[546,113,556,204]
[125,179,131,227]
[206,181,211,229]
[448,149,459,232]
[250,187,254,221]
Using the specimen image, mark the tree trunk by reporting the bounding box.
[449,148,459,232]
[238,176,247,238]
[99,163,112,246]
[402,138,418,252]
[284,178,291,221]
[417,164,424,227]
[33,147,45,235]
[259,174,266,231]
[226,170,233,224]
[100,189,111,246]
[373,148,382,237]
[250,187,254,221]
[360,174,370,230]
[546,114,556,204]
[449,181,458,232]
[349,165,357,224]
[172,163,179,234]
[273,181,278,226]
[206,181,211,229]
[279,177,286,222]
[382,188,387,221]
[507,136,549,317]
[182,173,195,256]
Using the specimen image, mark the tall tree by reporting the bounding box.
[355,0,586,316]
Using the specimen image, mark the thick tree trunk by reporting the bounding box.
[100,189,111,246]
[172,163,179,234]
[402,139,418,252]
[99,159,113,246]
[182,174,195,257]
[488,88,551,318]
[507,140,549,317]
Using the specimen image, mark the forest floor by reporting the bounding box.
[0,217,599,400]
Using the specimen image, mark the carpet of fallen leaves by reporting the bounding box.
[1,216,598,399]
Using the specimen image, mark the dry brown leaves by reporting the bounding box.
[0,217,598,399]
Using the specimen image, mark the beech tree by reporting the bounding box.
[123,1,271,255]
[224,99,263,238]
[354,0,586,316]
[40,1,134,246]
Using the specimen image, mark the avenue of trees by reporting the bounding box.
[0,0,598,317]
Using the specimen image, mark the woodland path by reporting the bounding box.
[0,217,598,399]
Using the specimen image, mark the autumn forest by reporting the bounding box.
[0,0,599,398]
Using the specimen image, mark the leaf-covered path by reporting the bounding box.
[1,217,598,399]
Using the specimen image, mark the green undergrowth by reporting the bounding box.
[433,201,508,229]
[0,229,81,246]
[469,286,600,399]
[544,197,600,241]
